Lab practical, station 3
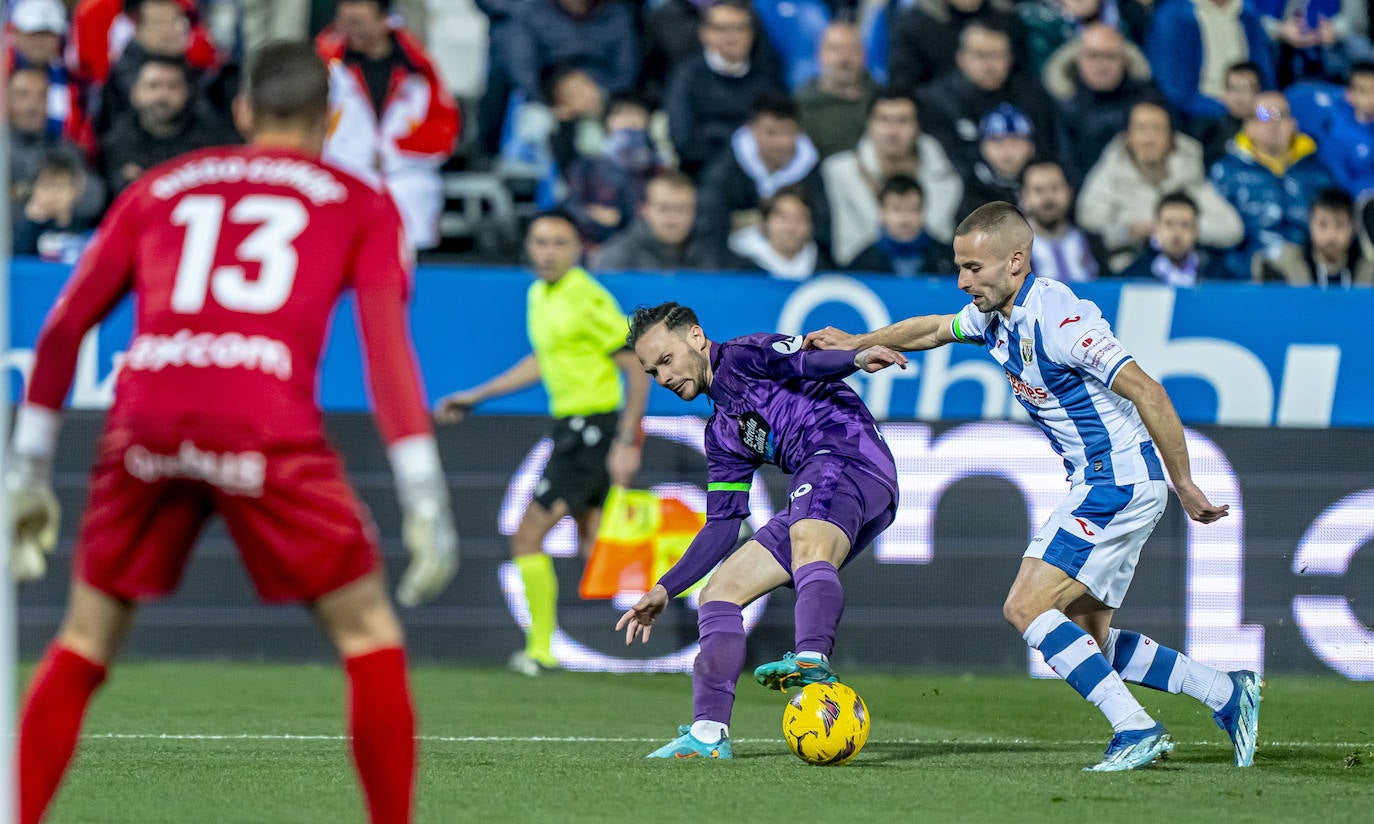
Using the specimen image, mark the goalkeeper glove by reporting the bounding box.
[389,435,458,607]
[5,453,59,582]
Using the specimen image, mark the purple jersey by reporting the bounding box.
[657,333,898,596]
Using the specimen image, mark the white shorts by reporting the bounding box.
[1024,480,1169,608]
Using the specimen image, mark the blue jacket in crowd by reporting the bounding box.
[1146,0,1276,124]
[503,0,639,101]
[1209,134,1334,279]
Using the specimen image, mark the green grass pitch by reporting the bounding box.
[38,663,1374,823]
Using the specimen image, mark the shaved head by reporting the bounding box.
[953,201,1033,316]
[956,201,1033,257]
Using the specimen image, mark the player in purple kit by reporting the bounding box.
[615,302,907,758]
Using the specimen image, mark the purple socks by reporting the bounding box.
[693,601,746,723]
[793,560,843,657]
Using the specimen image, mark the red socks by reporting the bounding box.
[344,647,416,824]
[19,644,107,824]
[18,644,414,824]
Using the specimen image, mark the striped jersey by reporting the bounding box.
[950,274,1165,486]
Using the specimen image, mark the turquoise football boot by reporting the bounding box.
[1213,670,1262,767]
[646,725,733,759]
[753,652,838,691]
[1083,722,1174,772]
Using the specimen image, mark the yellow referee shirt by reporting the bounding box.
[527,267,628,418]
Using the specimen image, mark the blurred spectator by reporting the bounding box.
[1195,61,1262,167]
[97,0,208,136]
[1118,190,1230,282]
[99,56,237,197]
[795,22,875,159]
[727,187,824,279]
[1019,0,1153,75]
[917,24,1058,180]
[590,172,709,270]
[475,0,525,158]
[1042,23,1156,184]
[956,104,1036,222]
[71,0,217,86]
[1254,188,1374,285]
[664,0,783,177]
[13,150,94,262]
[544,65,610,171]
[823,89,963,265]
[1210,92,1336,278]
[239,1,310,67]
[695,92,829,266]
[639,0,782,109]
[317,0,461,251]
[8,67,105,224]
[1255,0,1370,85]
[887,0,1025,93]
[504,0,638,104]
[1145,0,1276,129]
[564,93,666,245]
[1361,194,1374,259]
[1319,62,1374,197]
[846,175,956,275]
[8,0,90,148]
[1021,161,1110,280]
[1079,100,1244,269]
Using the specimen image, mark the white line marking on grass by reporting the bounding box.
[83,733,1372,748]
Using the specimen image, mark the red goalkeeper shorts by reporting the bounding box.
[73,422,381,604]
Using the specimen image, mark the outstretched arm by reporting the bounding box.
[806,313,961,353]
[615,516,745,644]
[434,354,541,424]
[1110,361,1229,524]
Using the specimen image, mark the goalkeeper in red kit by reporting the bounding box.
[4,42,458,824]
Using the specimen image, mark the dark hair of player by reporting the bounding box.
[247,41,330,126]
[956,201,1032,242]
[626,302,701,348]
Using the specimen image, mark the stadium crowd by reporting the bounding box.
[7,0,1374,285]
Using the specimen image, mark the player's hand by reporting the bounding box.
[4,455,59,582]
[607,441,641,488]
[396,496,460,607]
[616,584,669,645]
[1174,480,1229,524]
[804,326,859,350]
[855,346,908,373]
[433,390,482,425]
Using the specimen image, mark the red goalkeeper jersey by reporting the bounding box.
[26,145,431,447]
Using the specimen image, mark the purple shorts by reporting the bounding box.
[752,457,897,577]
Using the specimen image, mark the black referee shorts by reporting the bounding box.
[533,412,619,516]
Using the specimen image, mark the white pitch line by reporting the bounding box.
[83,733,1373,748]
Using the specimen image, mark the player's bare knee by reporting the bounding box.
[1002,594,1036,634]
[57,584,136,665]
[698,577,739,607]
[315,575,404,655]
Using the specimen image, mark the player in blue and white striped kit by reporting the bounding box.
[808,202,1261,772]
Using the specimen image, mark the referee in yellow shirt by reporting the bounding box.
[435,211,650,675]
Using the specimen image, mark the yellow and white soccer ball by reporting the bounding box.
[782,682,870,766]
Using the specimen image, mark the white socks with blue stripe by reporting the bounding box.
[1025,610,1154,733]
[1104,628,1235,712]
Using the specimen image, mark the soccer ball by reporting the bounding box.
[782,682,869,766]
